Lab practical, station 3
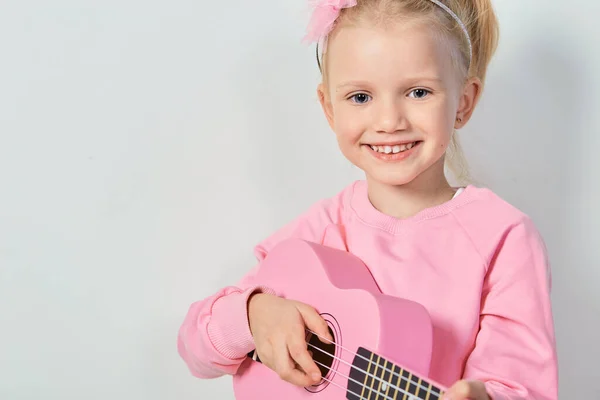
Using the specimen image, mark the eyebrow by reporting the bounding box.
[335,77,444,91]
[335,81,370,91]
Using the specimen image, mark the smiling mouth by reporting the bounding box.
[368,141,421,154]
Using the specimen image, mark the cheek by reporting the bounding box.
[423,103,456,142]
[332,105,365,142]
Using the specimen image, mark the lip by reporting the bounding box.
[365,140,421,146]
[364,141,421,162]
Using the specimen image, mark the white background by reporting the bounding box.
[1,0,598,399]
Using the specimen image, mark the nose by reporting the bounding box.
[373,98,407,134]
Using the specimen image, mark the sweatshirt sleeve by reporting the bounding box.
[176,267,276,378]
[462,217,558,400]
[177,197,343,379]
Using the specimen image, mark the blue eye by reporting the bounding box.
[349,93,371,104]
[408,89,431,99]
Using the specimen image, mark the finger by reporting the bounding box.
[254,343,273,369]
[465,380,489,400]
[272,338,314,387]
[444,379,471,400]
[443,379,489,400]
[297,304,333,343]
[287,333,321,384]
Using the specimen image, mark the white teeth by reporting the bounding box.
[370,142,417,154]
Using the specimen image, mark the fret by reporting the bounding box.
[347,347,445,400]
[375,356,389,400]
[401,369,412,399]
[407,372,417,397]
[423,380,432,400]
[415,378,422,398]
[426,384,443,400]
[347,347,371,400]
[391,363,402,400]
[362,351,375,400]
[381,359,392,398]
[370,355,381,399]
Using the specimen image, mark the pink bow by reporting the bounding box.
[303,0,358,44]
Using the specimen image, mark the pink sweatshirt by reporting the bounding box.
[177,180,558,400]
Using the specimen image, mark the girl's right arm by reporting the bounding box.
[177,266,276,378]
[176,192,347,379]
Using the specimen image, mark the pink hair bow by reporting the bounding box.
[303,0,358,44]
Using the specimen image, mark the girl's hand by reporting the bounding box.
[443,380,490,400]
[247,293,333,388]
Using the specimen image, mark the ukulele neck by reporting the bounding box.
[247,347,445,400]
[348,347,445,400]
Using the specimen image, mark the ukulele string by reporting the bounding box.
[309,367,383,400]
[304,328,441,396]
[310,357,406,400]
[307,342,422,400]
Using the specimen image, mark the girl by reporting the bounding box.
[177,1,558,399]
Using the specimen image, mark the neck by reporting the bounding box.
[366,160,455,219]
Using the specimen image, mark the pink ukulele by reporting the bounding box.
[233,238,448,400]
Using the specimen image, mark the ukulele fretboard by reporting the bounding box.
[347,347,444,400]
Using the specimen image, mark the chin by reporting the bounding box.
[347,159,420,186]
[365,169,421,187]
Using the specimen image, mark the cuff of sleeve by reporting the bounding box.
[207,285,276,360]
[484,381,518,400]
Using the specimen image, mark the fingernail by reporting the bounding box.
[312,373,320,381]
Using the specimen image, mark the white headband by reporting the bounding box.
[428,0,473,65]
[305,0,473,69]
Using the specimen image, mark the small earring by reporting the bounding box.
[456,116,462,123]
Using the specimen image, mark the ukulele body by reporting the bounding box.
[232,239,444,400]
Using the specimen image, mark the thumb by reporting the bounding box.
[297,304,333,343]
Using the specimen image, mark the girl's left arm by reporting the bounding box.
[459,216,558,400]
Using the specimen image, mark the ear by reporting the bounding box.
[317,83,335,130]
[454,77,482,129]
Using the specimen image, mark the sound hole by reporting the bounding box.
[308,325,336,380]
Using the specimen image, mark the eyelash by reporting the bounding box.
[348,88,432,104]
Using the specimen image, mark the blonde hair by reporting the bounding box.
[318,0,500,185]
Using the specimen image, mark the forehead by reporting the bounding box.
[325,20,458,85]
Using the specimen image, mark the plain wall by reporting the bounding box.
[1,0,598,399]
